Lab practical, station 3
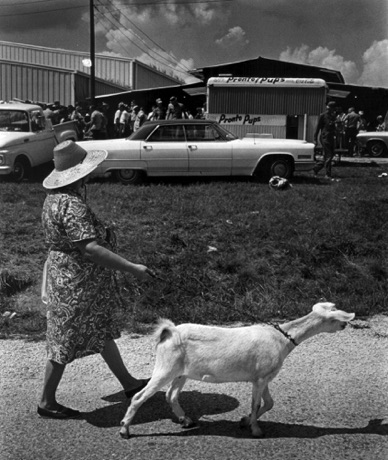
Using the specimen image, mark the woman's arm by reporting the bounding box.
[75,239,152,281]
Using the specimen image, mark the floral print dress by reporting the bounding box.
[42,189,121,364]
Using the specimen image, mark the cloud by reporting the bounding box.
[358,40,388,88]
[215,26,249,48]
[279,42,388,88]
[279,45,359,83]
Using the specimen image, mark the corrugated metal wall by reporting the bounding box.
[0,41,180,89]
[208,87,326,115]
[0,60,74,104]
[134,61,185,89]
[0,60,125,106]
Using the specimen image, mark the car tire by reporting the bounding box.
[115,169,144,185]
[263,157,294,180]
[367,141,387,158]
[12,157,31,182]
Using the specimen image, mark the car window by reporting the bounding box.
[148,125,185,142]
[0,110,29,132]
[185,124,223,142]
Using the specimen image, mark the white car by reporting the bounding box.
[356,130,388,158]
[79,120,315,185]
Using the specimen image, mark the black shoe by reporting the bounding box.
[37,405,81,419]
[125,379,150,399]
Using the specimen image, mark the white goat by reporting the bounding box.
[120,302,355,438]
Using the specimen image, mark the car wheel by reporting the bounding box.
[115,169,144,185]
[367,141,387,158]
[12,157,31,182]
[266,158,293,179]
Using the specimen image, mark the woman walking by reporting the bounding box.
[38,140,153,419]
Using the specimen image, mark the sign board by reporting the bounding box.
[207,77,327,88]
[207,113,286,126]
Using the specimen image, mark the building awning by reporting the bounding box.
[327,88,351,98]
[183,86,207,96]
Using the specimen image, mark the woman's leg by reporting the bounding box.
[101,339,143,391]
[39,359,66,410]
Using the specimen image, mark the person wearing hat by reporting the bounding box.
[313,101,338,180]
[38,140,154,419]
[166,96,186,120]
[153,98,166,120]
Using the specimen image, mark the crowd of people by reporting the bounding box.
[334,106,385,156]
[40,96,206,142]
[313,101,386,180]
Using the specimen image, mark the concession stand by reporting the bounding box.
[206,77,328,142]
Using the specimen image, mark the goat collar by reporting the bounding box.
[271,323,298,346]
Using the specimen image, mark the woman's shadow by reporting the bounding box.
[83,390,388,439]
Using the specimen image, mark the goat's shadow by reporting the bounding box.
[83,391,387,439]
[84,390,239,429]
[127,418,388,440]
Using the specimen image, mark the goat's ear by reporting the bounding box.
[312,302,336,314]
[329,311,355,322]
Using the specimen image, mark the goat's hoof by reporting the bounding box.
[240,416,250,428]
[119,427,130,439]
[179,416,196,429]
[251,427,264,438]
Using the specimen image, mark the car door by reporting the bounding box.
[140,124,189,175]
[185,124,232,175]
[26,110,57,165]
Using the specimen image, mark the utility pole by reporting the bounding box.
[90,0,96,103]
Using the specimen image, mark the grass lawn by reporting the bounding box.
[1,159,388,338]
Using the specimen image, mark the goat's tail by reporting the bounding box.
[154,318,180,346]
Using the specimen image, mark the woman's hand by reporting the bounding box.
[134,265,156,282]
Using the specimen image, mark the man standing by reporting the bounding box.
[344,107,360,156]
[113,102,124,138]
[133,106,146,132]
[153,98,166,120]
[87,104,106,140]
[313,101,337,180]
[166,96,186,119]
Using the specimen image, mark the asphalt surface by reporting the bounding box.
[1,315,387,460]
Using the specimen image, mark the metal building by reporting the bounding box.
[0,40,181,90]
[0,59,127,107]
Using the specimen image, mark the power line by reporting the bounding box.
[94,3,190,79]
[0,0,233,16]
[95,0,192,74]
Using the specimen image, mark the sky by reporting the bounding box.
[0,0,387,87]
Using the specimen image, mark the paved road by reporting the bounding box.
[1,316,387,460]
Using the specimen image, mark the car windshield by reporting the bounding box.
[0,110,30,132]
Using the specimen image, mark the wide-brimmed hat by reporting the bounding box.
[43,140,107,189]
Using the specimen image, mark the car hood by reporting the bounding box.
[0,131,33,148]
[357,131,388,138]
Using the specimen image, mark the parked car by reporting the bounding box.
[356,130,388,158]
[79,120,315,185]
[0,102,79,181]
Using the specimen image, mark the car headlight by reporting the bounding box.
[0,151,7,165]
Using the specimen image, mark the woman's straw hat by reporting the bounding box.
[43,140,107,189]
